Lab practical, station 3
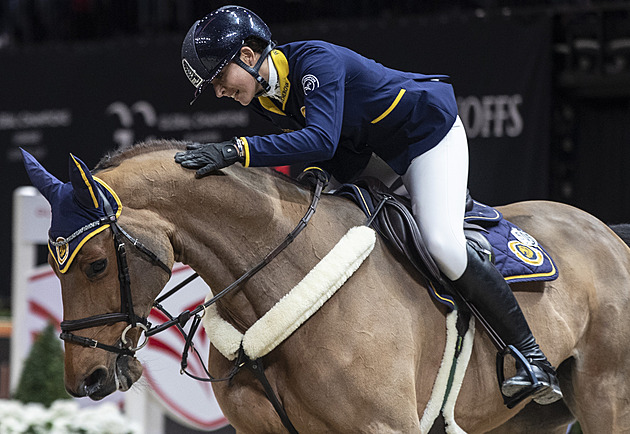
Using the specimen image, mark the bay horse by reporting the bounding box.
[24,140,630,433]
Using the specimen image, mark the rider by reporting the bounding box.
[175,5,562,405]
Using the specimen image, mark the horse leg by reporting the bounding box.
[560,290,630,434]
[563,351,630,433]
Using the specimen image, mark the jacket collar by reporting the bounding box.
[257,49,291,116]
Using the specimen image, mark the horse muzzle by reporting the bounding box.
[69,354,143,400]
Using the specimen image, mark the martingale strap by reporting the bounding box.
[241,352,298,434]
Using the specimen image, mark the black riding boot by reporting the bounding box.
[451,244,563,405]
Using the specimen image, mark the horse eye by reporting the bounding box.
[87,259,108,278]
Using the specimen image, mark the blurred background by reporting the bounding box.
[2,0,630,431]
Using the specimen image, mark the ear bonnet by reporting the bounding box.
[21,149,122,273]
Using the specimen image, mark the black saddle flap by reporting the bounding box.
[333,177,444,285]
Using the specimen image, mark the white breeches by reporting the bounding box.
[401,116,469,281]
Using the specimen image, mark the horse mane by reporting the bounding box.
[92,138,303,188]
[93,139,188,172]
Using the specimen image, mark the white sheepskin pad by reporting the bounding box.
[202,225,376,360]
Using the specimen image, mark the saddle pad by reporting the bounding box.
[333,183,558,286]
[466,201,558,283]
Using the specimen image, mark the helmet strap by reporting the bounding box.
[234,41,276,93]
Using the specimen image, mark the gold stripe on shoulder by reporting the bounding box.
[371,89,406,124]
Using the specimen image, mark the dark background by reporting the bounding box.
[2,0,630,310]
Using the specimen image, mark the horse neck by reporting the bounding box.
[101,155,316,329]
[175,167,320,328]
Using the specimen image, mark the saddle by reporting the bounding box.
[333,177,490,309]
[333,177,559,309]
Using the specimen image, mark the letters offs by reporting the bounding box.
[457,94,523,139]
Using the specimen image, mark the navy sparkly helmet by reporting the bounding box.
[181,5,275,104]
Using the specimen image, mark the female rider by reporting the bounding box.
[175,5,562,405]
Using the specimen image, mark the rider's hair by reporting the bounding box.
[244,36,270,53]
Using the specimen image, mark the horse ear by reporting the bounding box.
[68,154,101,210]
[21,148,64,204]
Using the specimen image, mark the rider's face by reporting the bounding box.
[211,48,261,106]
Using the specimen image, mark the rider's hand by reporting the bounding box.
[296,167,329,189]
[174,139,244,178]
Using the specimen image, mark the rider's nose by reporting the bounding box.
[214,85,225,98]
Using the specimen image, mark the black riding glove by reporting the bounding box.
[174,139,243,178]
[296,167,329,189]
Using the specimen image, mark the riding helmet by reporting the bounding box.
[181,5,273,103]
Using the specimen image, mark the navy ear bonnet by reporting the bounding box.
[21,149,122,273]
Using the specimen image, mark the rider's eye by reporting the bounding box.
[87,259,108,278]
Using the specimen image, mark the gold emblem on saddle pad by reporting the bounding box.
[508,241,544,266]
[55,237,69,264]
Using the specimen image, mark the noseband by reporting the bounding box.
[59,189,172,357]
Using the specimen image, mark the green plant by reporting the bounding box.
[12,323,69,406]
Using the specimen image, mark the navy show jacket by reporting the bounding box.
[240,40,458,181]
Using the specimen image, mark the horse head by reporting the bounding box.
[22,149,173,400]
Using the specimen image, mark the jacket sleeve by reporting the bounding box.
[243,46,346,167]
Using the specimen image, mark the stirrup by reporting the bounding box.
[496,345,546,409]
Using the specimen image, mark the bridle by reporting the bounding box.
[58,189,172,357]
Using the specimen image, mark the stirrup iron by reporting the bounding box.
[496,345,545,409]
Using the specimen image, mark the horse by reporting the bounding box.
[22,140,630,433]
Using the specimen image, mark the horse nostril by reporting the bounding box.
[83,367,108,397]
